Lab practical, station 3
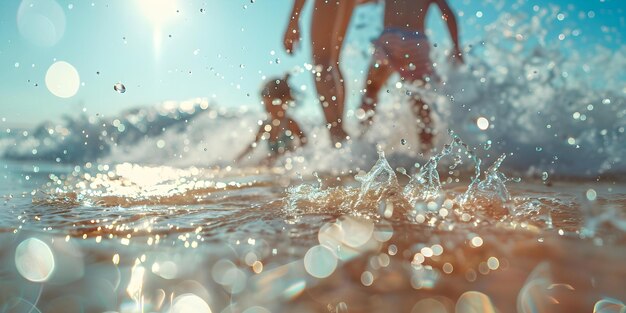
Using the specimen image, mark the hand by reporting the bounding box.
[283,22,301,55]
[449,46,464,65]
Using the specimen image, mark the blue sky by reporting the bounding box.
[0,0,623,128]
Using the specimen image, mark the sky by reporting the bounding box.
[0,0,623,128]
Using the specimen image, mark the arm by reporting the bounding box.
[235,126,264,163]
[434,0,463,63]
[283,0,307,54]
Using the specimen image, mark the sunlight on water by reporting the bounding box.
[1,1,625,312]
[126,260,146,311]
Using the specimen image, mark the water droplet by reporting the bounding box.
[114,82,126,93]
[541,172,549,181]
[535,146,542,152]
[586,189,597,201]
[401,139,407,145]
[477,117,489,130]
[483,140,492,150]
[567,137,576,145]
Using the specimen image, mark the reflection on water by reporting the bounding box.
[1,138,625,312]
[2,0,626,311]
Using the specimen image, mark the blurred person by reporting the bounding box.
[236,74,307,165]
[358,0,463,152]
[283,0,366,146]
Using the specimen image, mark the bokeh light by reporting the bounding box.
[477,117,490,130]
[15,238,55,282]
[303,245,337,279]
[412,298,447,313]
[456,291,496,313]
[45,61,80,98]
[171,293,212,313]
[17,0,66,47]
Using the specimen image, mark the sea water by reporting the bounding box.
[2,132,625,312]
[1,5,626,313]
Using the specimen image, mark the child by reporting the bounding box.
[236,74,307,164]
[359,0,463,152]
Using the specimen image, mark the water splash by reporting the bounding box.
[286,134,519,223]
[355,150,399,205]
[462,153,518,216]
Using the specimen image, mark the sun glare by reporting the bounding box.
[136,0,178,57]
[137,0,177,26]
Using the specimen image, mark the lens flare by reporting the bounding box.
[17,0,66,47]
[456,291,496,313]
[303,245,337,279]
[15,238,55,282]
[172,294,212,313]
[45,61,80,98]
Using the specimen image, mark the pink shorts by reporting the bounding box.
[373,28,433,80]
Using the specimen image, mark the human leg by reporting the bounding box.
[359,60,394,131]
[310,0,357,144]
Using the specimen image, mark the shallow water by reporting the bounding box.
[1,3,625,312]
[1,149,625,313]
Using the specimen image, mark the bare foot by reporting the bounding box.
[330,127,349,148]
[358,118,373,138]
[419,131,434,153]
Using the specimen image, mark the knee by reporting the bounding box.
[312,51,338,70]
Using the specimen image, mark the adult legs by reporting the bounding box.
[310,0,357,145]
[359,60,394,132]
[408,81,434,152]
